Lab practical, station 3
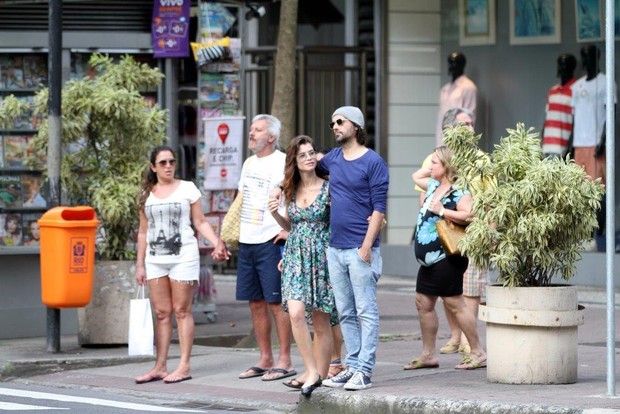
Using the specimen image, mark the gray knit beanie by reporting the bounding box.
[331,106,365,129]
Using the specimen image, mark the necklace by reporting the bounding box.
[298,179,321,206]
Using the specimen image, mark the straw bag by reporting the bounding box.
[220,191,242,247]
[436,219,466,256]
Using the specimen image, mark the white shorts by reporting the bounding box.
[145,259,200,282]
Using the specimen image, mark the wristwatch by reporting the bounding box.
[439,207,445,218]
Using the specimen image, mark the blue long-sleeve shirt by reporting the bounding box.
[318,147,389,248]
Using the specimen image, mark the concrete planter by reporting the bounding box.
[479,284,584,384]
[78,260,137,345]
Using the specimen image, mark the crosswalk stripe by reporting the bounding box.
[0,388,203,412]
[0,401,65,410]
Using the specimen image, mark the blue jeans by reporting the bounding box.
[327,247,382,377]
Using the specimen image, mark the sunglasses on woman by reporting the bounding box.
[157,159,177,167]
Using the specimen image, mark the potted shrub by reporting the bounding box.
[443,123,605,384]
[28,54,167,344]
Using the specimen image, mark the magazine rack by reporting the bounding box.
[0,53,48,252]
[193,1,243,254]
[189,1,244,317]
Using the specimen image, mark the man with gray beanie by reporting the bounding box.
[319,106,389,390]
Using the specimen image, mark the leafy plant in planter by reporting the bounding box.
[28,54,168,260]
[443,123,605,287]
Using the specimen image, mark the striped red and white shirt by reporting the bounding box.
[541,77,576,155]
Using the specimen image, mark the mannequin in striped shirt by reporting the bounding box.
[541,53,577,158]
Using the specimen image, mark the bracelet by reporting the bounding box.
[439,207,445,218]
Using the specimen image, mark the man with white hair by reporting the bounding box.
[236,114,294,382]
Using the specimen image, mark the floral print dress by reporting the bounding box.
[281,180,336,324]
[414,178,469,267]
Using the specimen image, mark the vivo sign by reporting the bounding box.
[160,0,184,6]
[153,0,190,58]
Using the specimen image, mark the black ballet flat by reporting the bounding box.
[300,377,322,397]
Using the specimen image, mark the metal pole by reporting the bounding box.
[605,0,616,397]
[165,58,179,152]
[46,0,62,353]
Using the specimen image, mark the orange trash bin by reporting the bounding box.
[39,206,99,308]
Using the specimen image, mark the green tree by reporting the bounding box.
[444,123,605,287]
[29,54,168,260]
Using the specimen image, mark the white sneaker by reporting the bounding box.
[322,369,354,388]
[343,371,372,390]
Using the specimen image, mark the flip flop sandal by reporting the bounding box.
[283,378,303,389]
[458,344,472,355]
[439,342,460,354]
[261,368,297,381]
[403,359,440,370]
[238,366,268,379]
[164,375,192,384]
[454,355,487,370]
[135,374,165,384]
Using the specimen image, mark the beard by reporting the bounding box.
[335,132,352,146]
[249,139,268,154]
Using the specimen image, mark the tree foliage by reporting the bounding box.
[444,123,605,287]
[28,54,168,260]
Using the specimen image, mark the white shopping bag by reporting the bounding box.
[128,285,154,356]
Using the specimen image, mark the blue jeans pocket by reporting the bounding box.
[356,248,371,266]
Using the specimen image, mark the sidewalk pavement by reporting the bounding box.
[1,274,619,414]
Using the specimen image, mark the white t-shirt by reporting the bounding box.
[572,73,617,147]
[238,150,285,244]
[144,180,201,264]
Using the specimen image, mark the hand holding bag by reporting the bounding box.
[128,285,154,356]
[220,191,242,247]
[436,219,466,256]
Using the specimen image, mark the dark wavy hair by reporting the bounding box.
[281,135,316,204]
[355,127,367,146]
[137,145,176,210]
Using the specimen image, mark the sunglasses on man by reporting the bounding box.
[329,118,348,129]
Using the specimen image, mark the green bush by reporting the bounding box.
[444,123,605,287]
[28,54,168,260]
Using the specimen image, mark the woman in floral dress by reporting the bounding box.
[268,135,335,396]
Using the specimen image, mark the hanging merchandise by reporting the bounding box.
[191,37,231,68]
[199,2,236,40]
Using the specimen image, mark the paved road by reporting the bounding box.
[1,274,619,414]
[0,383,256,413]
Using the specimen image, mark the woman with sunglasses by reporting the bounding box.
[268,135,335,397]
[134,145,230,385]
